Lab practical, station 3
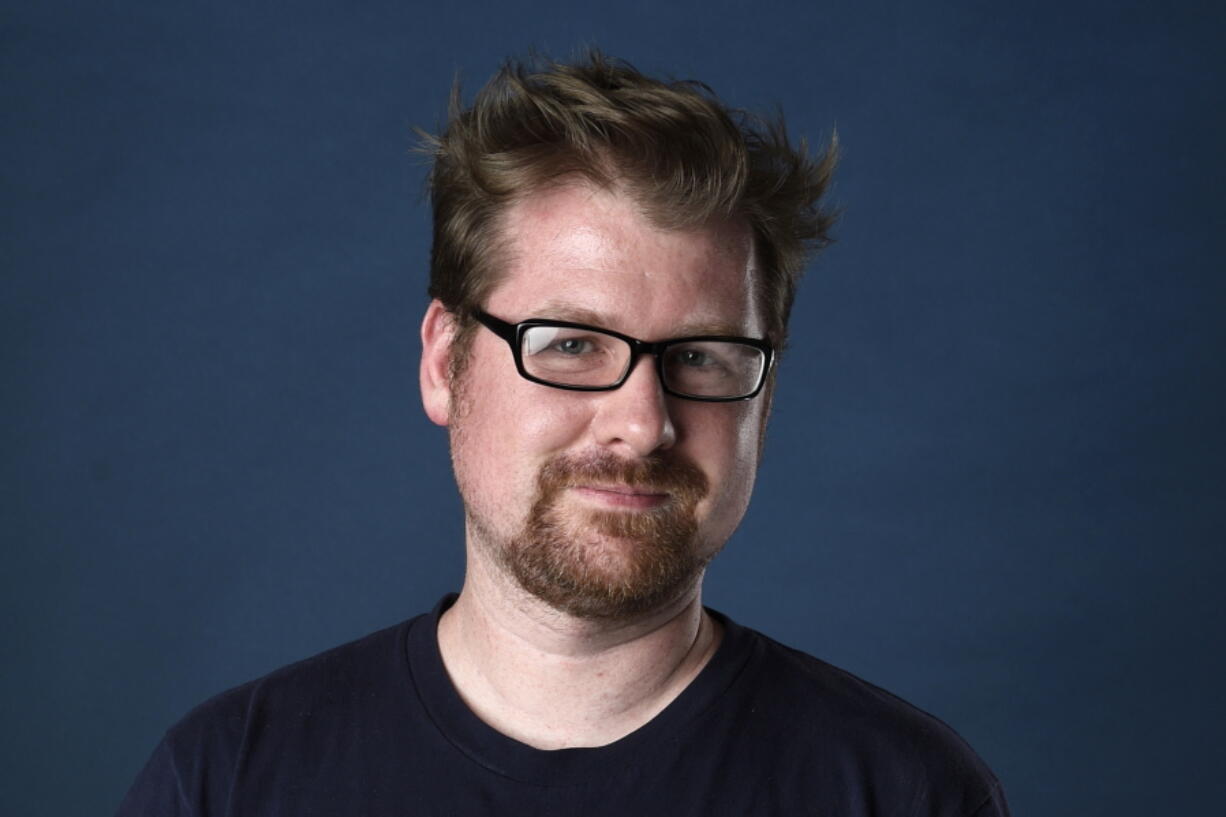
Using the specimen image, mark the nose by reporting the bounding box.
[591,354,677,456]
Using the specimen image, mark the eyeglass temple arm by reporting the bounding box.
[471,309,518,342]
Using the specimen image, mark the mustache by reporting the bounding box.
[537,451,709,500]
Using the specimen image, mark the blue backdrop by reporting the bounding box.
[3,1,1223,814]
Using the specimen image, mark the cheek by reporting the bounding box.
[464,335,589,434]
[517,394,588,449]
[452,362,591,509]
[685,405,763,519]
[718,427,761,513]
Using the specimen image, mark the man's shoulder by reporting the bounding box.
[723,619,1008,815]
[747,626,967,735]
[118,615,430,815]
[164,615,418,752]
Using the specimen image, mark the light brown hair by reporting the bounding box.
[421,51,838,367]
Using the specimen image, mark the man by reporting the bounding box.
[119,52,1010,815]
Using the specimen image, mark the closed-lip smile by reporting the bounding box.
[571,484,669,509]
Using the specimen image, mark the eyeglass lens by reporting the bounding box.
[520,325,765,397]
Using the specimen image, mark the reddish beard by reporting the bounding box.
[498,451,711,620]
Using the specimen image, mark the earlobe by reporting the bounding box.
[420,299,457,427]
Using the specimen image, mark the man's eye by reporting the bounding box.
[678,349,713,367]
[551,337,596,355]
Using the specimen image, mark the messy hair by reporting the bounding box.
[420,51,837,366]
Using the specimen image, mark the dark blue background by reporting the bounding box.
[3,1,1223,814]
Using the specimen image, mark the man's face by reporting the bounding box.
[425,182,769,620]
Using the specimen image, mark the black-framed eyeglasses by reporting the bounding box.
[472,309,774,402]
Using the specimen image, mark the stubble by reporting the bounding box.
[473,449,713,621]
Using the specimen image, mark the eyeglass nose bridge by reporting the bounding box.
[608,337,673,391]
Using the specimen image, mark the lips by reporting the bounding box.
[571,484,670,509]
[536,450,710,511]
[580,483,667,496]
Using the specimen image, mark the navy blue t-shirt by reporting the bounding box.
[117,596,1009,815]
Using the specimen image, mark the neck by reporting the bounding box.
[436,554,723,750]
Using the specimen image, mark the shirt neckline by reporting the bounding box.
[403,593,759,787]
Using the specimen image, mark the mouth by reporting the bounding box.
[570,484,671,510]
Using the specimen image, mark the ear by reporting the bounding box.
[420,299,457,427]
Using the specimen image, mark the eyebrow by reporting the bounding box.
[532,301,750,339]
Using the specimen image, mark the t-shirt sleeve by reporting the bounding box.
[115,738,192,817]
[115,689,246,817]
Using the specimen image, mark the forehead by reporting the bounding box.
[488,183,761,338]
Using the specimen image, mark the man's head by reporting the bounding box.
[419,53,836,620]
[423,51,838,376]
